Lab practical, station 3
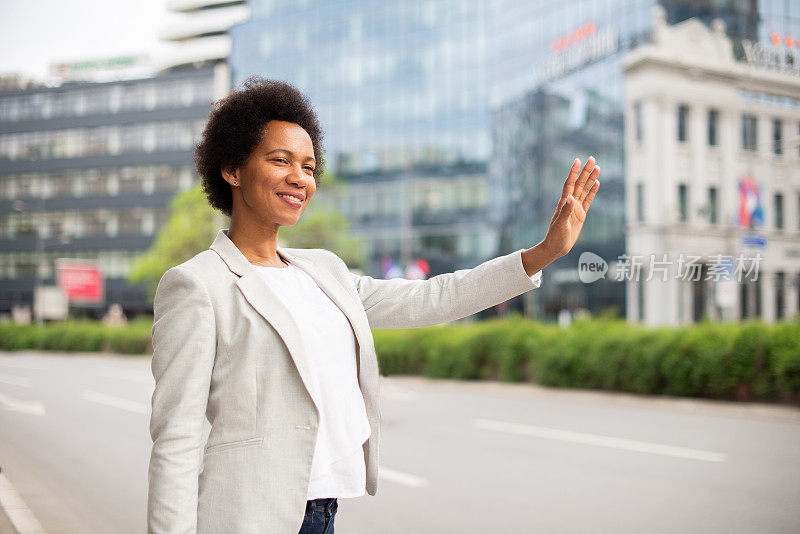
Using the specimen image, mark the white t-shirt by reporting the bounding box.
[253,262,371,500]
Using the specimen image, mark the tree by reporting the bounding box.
[128,185,225,302]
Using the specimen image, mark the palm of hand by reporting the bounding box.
[542,157,600,260]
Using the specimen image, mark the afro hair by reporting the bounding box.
[194,76,325,217]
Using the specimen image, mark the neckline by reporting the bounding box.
[252,262,293,270]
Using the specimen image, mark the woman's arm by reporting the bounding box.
[348,245,547,330]
[346,156,600,330]
[147,265,216,534]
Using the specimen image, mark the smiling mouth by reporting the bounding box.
[277,193,303,207]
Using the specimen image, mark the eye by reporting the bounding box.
[303,165,315,172]
[272,158,288,164]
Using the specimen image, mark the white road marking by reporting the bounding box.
[0,392,45,416]
[81,390,149,414]
[474,418,728,463]
[0,471,48,534]
[379,467,428,488]
[0,373,32,387]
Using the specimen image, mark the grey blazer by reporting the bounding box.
[147,228,541,533]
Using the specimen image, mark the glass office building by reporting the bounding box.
[232,0,491,174]
[231,0,502,282]
[230,0,786,319]
[490,1,656,319]
[490,0,769,320]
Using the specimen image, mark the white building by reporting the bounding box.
[624,7,800,325]
[158,0,250,97]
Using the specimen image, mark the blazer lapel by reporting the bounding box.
[208,229,368,404]
[209,229,319,407]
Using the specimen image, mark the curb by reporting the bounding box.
[0,468,46,534]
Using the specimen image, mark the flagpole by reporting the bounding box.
[400,156,412,270]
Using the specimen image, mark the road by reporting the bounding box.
[0,351,799,533]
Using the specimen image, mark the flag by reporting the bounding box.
[737,176,764,229]
[381,255,404,279]
[405,258,430,280]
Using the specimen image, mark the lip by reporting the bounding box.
[277,193,303,208]
[276,191,305,201]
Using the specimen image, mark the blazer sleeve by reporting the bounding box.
[347,248,541,330]
[147,265,216,534]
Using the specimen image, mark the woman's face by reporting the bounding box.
[226,120,317,227]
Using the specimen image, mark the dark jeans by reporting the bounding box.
[298,498,337,534]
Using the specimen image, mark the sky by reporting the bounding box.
[0,0,173,81]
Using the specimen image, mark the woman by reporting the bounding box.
[147,77,599,534]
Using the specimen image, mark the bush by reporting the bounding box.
[371,316,800,405]
[0,319,151,355]
[1,313,798,406]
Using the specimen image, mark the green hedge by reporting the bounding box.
[0,318,152,355]
[2,315,798,404]
[373,316,800,405]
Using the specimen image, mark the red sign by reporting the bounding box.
[551,22,597,53]
[56,260,104,304]
[770,32,800,49]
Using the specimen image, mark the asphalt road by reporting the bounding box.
[0,351,799,533]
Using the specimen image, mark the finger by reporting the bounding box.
[572,156,596,200]
[580,166,600,202]
[582,179,599,211]
[573,156,596,199]
[558,195,574,221]
[560,158,581,203]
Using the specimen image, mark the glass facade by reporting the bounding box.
[489,0,769,320]
[231,0,491,175]
[229,0,786,320]
[490,0,656,319]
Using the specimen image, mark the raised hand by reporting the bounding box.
[540,156,600,260]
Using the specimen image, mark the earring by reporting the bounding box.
[232,180,238,186]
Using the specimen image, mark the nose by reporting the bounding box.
[286,163,308,187]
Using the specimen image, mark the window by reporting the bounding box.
[84,127,107,155]
[677,104,689,142]
[52,92,68,117]
[156,81,182,108]
[636,182,644,222]
[678,183,688,222]
[634,101,643,142]
[708,186,718,224]
[774,193,784,230]
[773,119,783,155]
[637,280,645,322]
[154,165,180,191]
[119,167,142,194]
[121,124,142,152]
[742,114,757,151]
[84,169,106,196]
[708,109,718,146]
[84,88,109,115]
[120,83,145,111]
[775,272,785,320]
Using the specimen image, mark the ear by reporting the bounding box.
[221,167,238,186]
